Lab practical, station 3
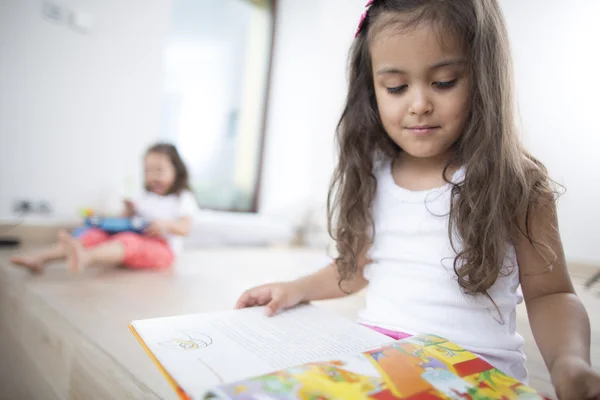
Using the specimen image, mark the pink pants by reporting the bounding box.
[77,228,174,270]
[363,324,412,340]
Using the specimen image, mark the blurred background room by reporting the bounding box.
[0,0,598,399]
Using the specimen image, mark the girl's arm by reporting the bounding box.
[295,244,372,302]
[156,216,193,237]
[235,247,370,315]
[296,258,369,302]
[147,191,197,237]
[516,198,599,398]
[164,191,196,237]
[121,199,136,218]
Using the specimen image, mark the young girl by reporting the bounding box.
[236,1,599,398]
[11,143,198,273]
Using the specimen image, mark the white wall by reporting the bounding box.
[258,0,365,229]
[501,0,600,264]
[0,0,171,221]
[162,0,258,209]
[4,0,598,260]
[261,0,600,263]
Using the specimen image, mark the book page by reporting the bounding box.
[206,334,552,400]
[131,304,392,399]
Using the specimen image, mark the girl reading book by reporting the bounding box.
[236,1,600,399]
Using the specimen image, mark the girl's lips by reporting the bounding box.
[407,126,440,135]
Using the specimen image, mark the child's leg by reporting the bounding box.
[10,228,110,273]
[59,232,125,273]
[111,232,174,270]
[59,231,174,273]
[75,227,111,248]
[10,243,66,273]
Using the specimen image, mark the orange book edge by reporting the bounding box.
[128,323,192,400]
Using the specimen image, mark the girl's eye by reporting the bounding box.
[433,79,458,89]
[387,85,408,94]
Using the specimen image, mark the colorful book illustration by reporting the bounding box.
[129,304,552,400]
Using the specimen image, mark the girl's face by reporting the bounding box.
[144,152,176,195]
[371,20,471,162]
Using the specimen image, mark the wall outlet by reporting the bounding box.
[42,1,70,24]
[36,201,53,214]
[12,200,33,214]
[12,200,53,215]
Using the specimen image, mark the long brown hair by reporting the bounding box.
[145,142,192,196]
[328,0,559,297]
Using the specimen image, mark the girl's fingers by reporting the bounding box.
[256,290,273,306]
[265,297,283,317]
[235,285,277,310]
[235,290,253,309]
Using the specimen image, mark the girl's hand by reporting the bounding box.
[551,356,600,400]
[145,220,170,237]
[235,281,308,317]
[123,199,136,216]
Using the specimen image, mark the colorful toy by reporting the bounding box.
[81,208,95,218]
[77,208,148,234]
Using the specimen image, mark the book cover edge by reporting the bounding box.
[128,323,193,400]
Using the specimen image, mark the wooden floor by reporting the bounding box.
[0,246,598,399]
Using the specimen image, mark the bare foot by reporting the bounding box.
[10,255,45,274]
[58,231,89,273]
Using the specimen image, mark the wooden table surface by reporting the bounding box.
[1,246,598,399]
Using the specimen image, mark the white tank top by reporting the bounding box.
[357,158,528,382]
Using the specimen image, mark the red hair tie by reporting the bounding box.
[355,0,375,38]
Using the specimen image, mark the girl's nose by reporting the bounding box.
[408,87,433,116]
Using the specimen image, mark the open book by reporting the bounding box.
[129,304,551,400]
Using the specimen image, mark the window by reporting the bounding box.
[161,0,274,211]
